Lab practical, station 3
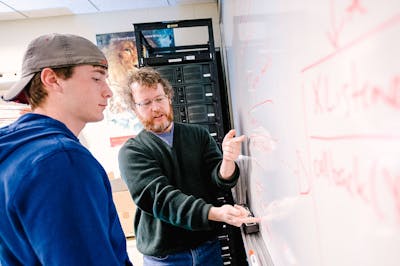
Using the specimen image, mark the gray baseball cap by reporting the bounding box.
[1,33,108,103]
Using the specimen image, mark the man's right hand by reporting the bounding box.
[208,204,261,227]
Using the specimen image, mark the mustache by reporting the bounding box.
[139,110,174,132]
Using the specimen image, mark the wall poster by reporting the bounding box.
[95,30,175,145]
[79,29,175,180]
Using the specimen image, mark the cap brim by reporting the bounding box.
[1,73,34,103]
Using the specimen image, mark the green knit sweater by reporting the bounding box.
[118,122,239,256]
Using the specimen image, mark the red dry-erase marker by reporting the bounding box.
[248,249,260,266]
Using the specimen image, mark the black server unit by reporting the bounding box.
[154,62,225,144]
[134,19,246,266]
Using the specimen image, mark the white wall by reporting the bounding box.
[0,2,220,86]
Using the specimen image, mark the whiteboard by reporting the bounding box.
[219,0,400,265]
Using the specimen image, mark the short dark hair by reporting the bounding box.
[25,67,74,109]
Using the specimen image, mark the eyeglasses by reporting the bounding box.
[135,95,169,109]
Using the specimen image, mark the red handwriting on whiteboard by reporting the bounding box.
[302,12,400,72]
[244,56,272,92]
[280,149,312,195]
[249,132,277,154]
[247,128,277,173]
[310,134,400,141]
[248,99,274,126]
[327,0,367,49]
[294,150,312,195]
[382,169,400,222]
[282,145,400,223]
[312,149,400,223]
[250,59,272,92]
[307,67,400,115]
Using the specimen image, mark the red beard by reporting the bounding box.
[138,105,174,133]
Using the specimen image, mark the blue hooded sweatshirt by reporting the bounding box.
[0,113,132,266]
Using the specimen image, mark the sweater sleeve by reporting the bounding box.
[12,150,132,266]
[201,128,240,189]
[119,137,213,231]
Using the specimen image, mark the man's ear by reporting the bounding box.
[40,68,61,91]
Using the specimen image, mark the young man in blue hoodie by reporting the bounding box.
[0,33,133,266]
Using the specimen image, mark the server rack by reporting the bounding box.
[134,19,225,145]
[134,19,246,266]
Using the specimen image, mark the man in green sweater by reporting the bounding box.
[118,67,259,266]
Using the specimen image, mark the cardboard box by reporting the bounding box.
[112,190,136,237]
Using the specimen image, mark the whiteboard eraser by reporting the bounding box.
[243,221,259,234]
[241,205,259,234]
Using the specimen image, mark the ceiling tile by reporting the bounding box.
[0,0,216,21]
[0,0,96,20]
[91,0,169,12]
